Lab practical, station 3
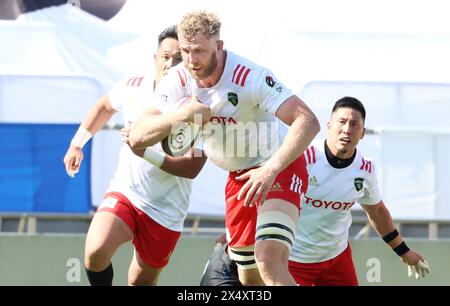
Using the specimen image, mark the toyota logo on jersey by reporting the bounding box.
[304,196,355,211]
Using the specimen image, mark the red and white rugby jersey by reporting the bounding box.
[153,50,295,172]
[109,73,155,124]
[104,72,192,232]
[289,139,381,263]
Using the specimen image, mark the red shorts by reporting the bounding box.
[288,244,359,286]
[225,154,308,248]
[98,192,180,269]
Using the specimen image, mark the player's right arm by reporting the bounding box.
[63,95,117,177]
[128,68,210,149]
[128,105,183,148]
[129,100,210,149]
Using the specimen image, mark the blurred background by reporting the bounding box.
[0,0,449,285]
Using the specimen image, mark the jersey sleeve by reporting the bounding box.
[152,67,187,113]
[253,68,295,115]
[108,77,128,112]
[108,75,148,112]
[358,161,382,205]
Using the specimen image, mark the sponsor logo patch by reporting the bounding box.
[265,76,276,87]
[270,182,283,192]
[309,176,318,186]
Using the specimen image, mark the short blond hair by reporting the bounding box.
[177,11,221,40]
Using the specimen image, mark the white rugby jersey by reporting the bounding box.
[154,50,294,172]
[289,139,382,263]
[104,73,192,232]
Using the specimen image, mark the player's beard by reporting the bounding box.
[190,51,217,80]
[337,148,349,155]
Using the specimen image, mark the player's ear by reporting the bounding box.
[361,127,366,139]
[217,40,224,53]
[327,121,331,130]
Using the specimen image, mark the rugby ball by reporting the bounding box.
[161,97,202,157]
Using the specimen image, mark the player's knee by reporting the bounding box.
[128,274,158,286]
[255,240,289,267]
[128,268,160,286]
[239,269,264,286]
[84,243,114,270]
[254,241,291,286]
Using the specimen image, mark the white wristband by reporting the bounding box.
[71,126,93,148]
[143,147,165,168]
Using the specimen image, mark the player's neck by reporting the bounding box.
[197,51,227,88]
[324,140,356,168]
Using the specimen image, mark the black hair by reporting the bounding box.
[158,25,178,46]
[332,96,366,121]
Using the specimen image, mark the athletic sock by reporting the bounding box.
[86,263,114,286]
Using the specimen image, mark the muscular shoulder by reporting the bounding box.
[226,51,268,88]
[164,64,189,88]
[108,73,155,111]
[356,149,377,176]
[154,63,190,103]
[304,139,324,166]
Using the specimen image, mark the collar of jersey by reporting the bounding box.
[324,140,357,169]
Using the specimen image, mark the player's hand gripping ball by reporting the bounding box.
[161,97,202,157]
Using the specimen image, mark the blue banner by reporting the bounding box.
[0,123,92,213]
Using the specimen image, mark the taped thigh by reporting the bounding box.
[228,245,257,270]
[255,211,296,251]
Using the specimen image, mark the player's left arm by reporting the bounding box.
[270,95,320,173]
[128,105,171,148]
[237,71,320,206]
[237,95,320,206]
[362,201,430,278]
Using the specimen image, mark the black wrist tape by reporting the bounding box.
[393,241,410,256]
[382,229,399,243]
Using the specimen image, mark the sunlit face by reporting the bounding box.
[327,107,365,159]
[154,37,182,85]
[178,32,221,80]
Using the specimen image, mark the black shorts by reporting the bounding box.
[200,243,242,286]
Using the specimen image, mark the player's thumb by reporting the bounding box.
[191,95,206,105]
[65,160,72,176]
[235,172,250,181]
[74,156,82,168]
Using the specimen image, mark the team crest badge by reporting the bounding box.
[228,92,238,106]
[354,178,364,191]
